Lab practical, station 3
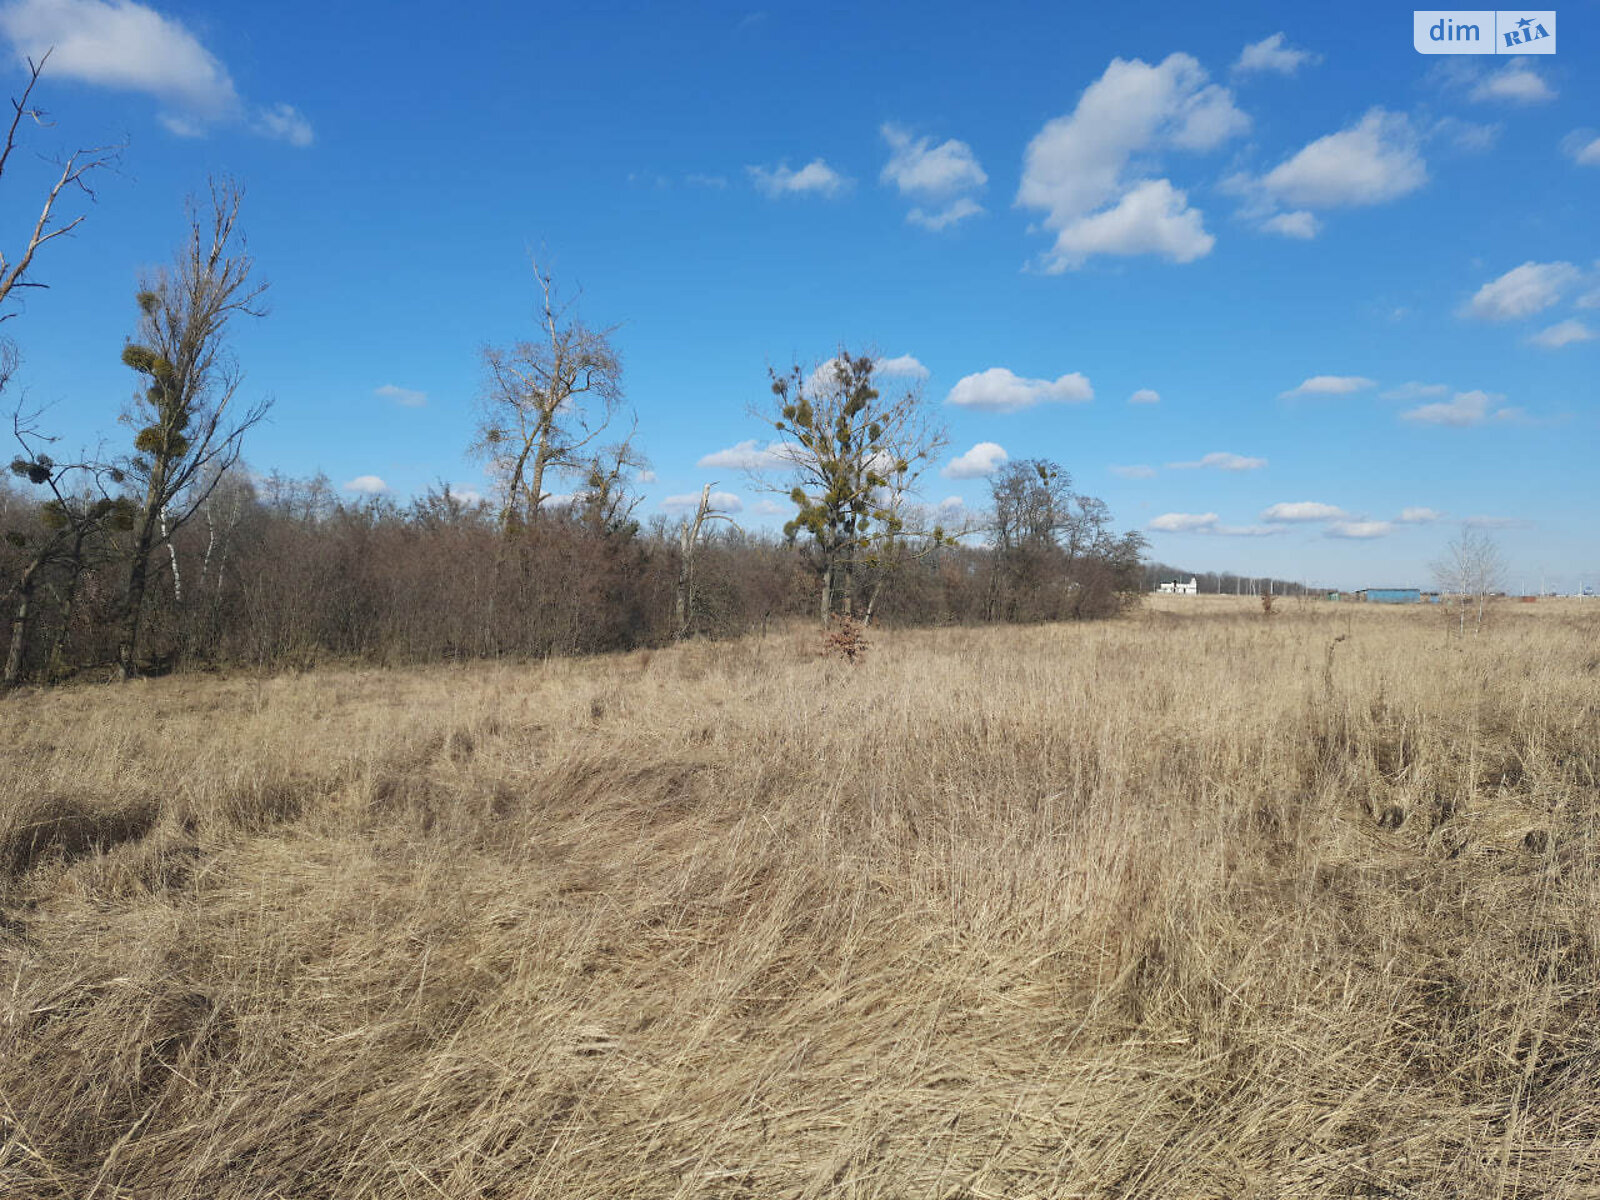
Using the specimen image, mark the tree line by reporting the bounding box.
[0,62,1148,688]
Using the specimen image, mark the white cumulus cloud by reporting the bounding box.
[881,122,986,230]
[1148,511,1218,533]
[1128,388,1160,404]
[1396,507,1442,524]
[1463,261,1581,320]
[1262,501,1346,522]
[747,158,851,198]
[1326,520,1392,539]
[1016,53,1247,270]
[0,0,312,144]
[1255,109,1426,210]
[1233,32,1318,76]
[343,475,389,495]
[946,367,1093,412]
[876,354,930,380]
[943,441,1008,479]
[1280,375,1375,398]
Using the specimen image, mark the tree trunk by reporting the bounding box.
[3,558,41,689]
[47,534,88,682]
[118,502,162,679]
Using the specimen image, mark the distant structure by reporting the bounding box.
[1356,587,1421,604]
[1157,577,1199,595]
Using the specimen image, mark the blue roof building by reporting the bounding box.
[1358,588,1421,604]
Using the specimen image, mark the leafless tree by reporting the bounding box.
[471,261,623,534]
[674,482,739,638]
[5,401,133,687]
[115,179,269,677]
[0,52,119,320]
[1432,526,1504,636]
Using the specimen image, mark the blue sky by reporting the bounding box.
[0,0,1595,590]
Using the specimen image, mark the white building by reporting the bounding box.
[1157,577,1198,595]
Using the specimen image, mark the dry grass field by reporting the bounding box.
[2,597,1598,1198]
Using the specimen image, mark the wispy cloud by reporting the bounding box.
[1379,381,1448,401]
[1396,507,1443,524]
[1463,261,1581,320]
[1261,210,1320,239]
[1280,375,1375,398]
[1110,464,1157,479]
[1400,389,1514,426]
[696,439,802,471]
[1563,130,1600,167]
[374,383,426,408]
[1325,520,1391,539]
[1128,388,1160,404]
[1470,62,1555,104]
[747,158,851,198]
[1527,318,1595,349]
[662,491,741,514]
[1233,32,1318,76]
[946,367,1092,412]
[880,122,987,230]
[1167,451,1267,471]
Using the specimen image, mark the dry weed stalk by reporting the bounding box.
[0,598,1597,1198]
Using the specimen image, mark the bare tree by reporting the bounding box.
[5,401,133,687]
[115,180,269,677]
[674,482,739,638]
[471,261,622,534]
[763,350,946,624]
[1432,526,1504,637]
[0,52,119,320]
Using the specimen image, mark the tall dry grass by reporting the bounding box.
[1,598,1597,1198]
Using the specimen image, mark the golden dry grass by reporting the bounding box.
[1,598,1598,1198]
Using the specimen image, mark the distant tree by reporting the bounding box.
[764,350,947,624]
[115,180,269,678]
[673,482,739,638]
[471,261,623,535]
[985,458,1144,620]
[1432,526,1504,636]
